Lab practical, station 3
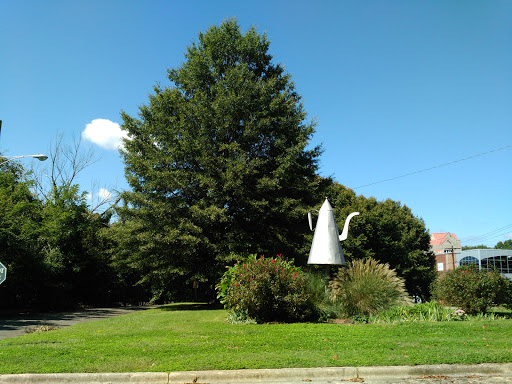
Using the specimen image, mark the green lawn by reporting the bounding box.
[1,303,512,374]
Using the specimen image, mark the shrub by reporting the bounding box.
[432,264,511,315]
[374,301,463,323]
[329,258,411,318]
[306,272,342,321]
[217,254,316,323]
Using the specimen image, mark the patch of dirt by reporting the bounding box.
[327,318,354,324]
[25,324,60,334]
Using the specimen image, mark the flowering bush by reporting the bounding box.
[451,309,467,321]
[432,264,511,315]
[217,254,316,323]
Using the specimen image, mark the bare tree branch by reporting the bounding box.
[33,133,99,201]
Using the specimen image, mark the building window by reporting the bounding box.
[460,256,479,267]
[481,256,512,274]
[437,263,444,271]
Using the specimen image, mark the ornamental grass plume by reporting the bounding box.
[329,258,411,318]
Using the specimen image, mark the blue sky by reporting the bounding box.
[1,1,511,247]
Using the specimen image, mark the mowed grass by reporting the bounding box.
[1,303,512,374]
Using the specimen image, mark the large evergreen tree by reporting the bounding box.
[118,20,322,302]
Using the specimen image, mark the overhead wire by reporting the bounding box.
[349,144,511,246]
[462,224,512,245]
[353,145,511,190]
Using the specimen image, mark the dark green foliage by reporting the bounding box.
[464,240,512,250]
[306,272,341,321]
[217,254,316,323]
[38,184,116,308]
[495,240,512,250]
[329,258,411,318]
[1,154,117,310]
[462,245,491,250]
[117,19,321,302]
[0,161,45,308]
[432,264,512,315]
[100,221,152,305]
[322,181,436,301]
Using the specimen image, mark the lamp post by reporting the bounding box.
[0,154,48,166]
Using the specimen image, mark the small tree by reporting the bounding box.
[329,258,411,318]
[432,264,511,315]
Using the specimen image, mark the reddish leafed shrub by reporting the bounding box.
[217,254,316,323]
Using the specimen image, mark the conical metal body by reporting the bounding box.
[308,198,346,265]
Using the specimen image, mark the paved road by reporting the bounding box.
[0,306,155,340]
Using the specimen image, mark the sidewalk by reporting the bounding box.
[1,364,511,383]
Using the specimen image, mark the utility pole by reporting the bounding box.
[451,246,457,270]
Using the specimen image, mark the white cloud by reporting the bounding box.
[87,188,113,203]
[86,188,115,212]
[82,119,128,150]
[98,188,112,200]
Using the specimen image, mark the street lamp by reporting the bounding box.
[0,154,48,166]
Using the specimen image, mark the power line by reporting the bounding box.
[353,145,511,189]
[462,224,512,244]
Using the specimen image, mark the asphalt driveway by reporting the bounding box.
[0,306,155,340]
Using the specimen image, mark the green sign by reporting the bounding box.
[0,262,6,285]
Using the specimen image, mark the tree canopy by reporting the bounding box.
[117,19,322,301]
[495,240,512,250]
[0,149,116,311]
[0,160,44,308]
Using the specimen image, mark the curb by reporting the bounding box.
[1,364,511,383]
[168,367,359,383]
[0,372,168,383]
[357,363,512,379]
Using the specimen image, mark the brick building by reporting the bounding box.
[430,232,461,272]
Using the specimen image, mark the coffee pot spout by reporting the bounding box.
[339,212,360,241]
